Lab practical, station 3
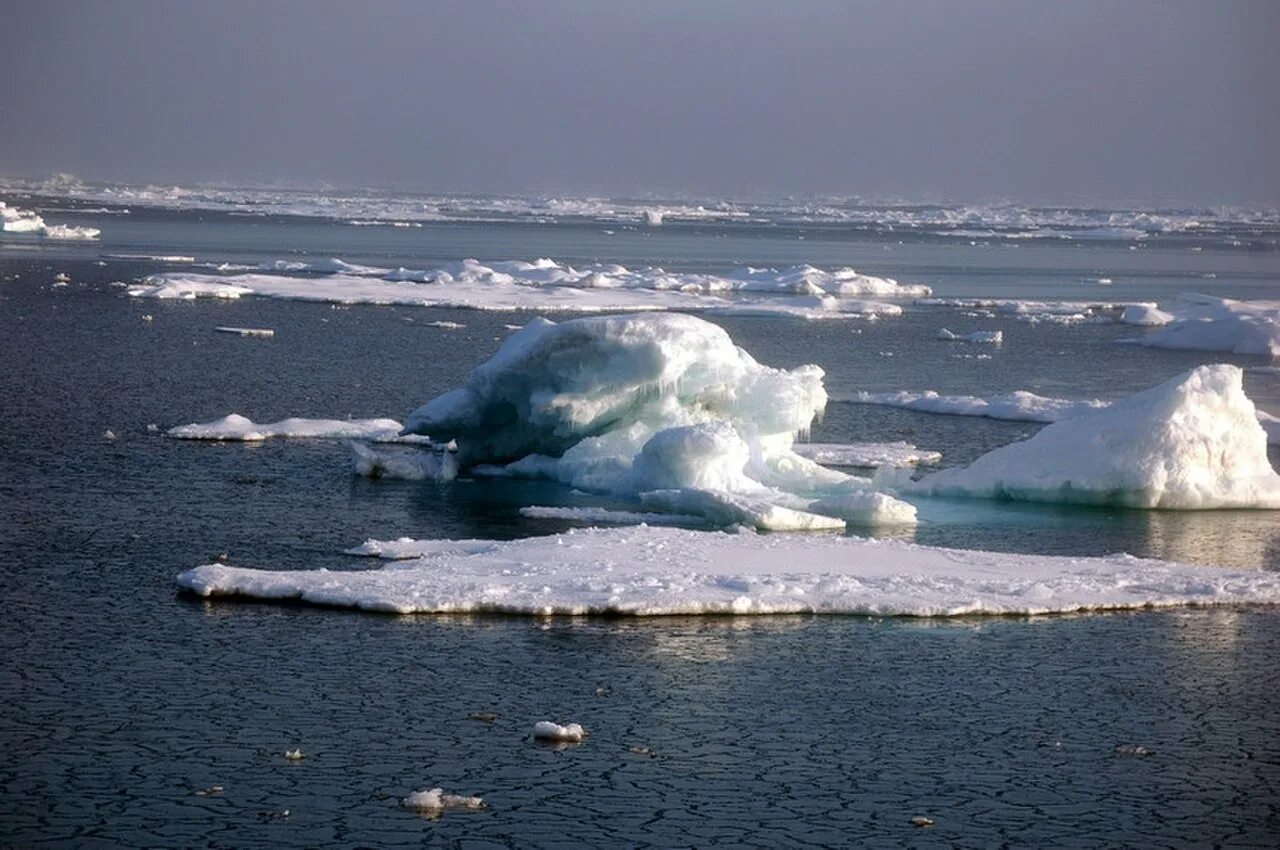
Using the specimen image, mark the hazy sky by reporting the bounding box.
[3,0,1277,204]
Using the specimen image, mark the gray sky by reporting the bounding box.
[2,0,1277,204]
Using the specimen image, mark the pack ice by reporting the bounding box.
[915,365,1280,509]
[401,313,915,529]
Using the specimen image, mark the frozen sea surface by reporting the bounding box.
[1,204,1279,845]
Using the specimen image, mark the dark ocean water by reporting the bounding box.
[1,208,1278,846]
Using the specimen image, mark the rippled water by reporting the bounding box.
[2,212,1279,845]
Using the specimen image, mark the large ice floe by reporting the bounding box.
[1121,294,1280,358]
[836,389,1110,423]
[399,313,916,529]
[124,259,926,319]
[914,365,1280,509]
[0,201,100,240]
[175,524,1280,616]
[167,413,405,441]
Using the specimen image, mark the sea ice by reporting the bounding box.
[533,721,587,742]
[937,328,1003,344]
[175,525,1280,616]
[399,313,913,530]
[518,506,705,527]
[167,413,403,441]
[791,441,942,468]
[0,201,100,240]
[1119,304,1174,326]
[401,788,485,813]
[914,365,1280,509]
[1123,294,1280,357]
[835,389,1109,423]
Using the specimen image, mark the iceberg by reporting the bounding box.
[1124,294,1280,357]
[914,365,1280,509]
[175,525,1280,616]
[401,313,914,529]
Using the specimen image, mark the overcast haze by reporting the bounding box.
[2,0,1277,204]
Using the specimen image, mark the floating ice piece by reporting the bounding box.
[1124,294,1280,357]
[917,296,1131,324]
[284,749,304,761]
[805,491,918,526]
[1114,744,1154,757]
[640,488,850,531]
[351,442,458,481]
[214,326,275,337]
[401,788,485,814]
[424,320,465,329]
[106,253,194,262]
[533,721,587,742]
[53,272,71,283]
[1119,304,1174,326]
[168,413,403,441]
[519,506,705,527]
[836,389,1109,423]
[914,365,1280,509]
[0,201,100,240]
[130,280,250,300]
[175,525,1280,616]
[936,328,1003,344]
[792,442,942,468]
[911,816,935,828]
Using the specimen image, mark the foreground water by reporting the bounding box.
[1,203,1279,845]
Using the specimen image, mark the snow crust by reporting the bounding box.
[837,390,1109,423]
[402,313,915,529]
[174,525,1280,617]
[167,413,403,441]
[915,365,1280,509]
[1125,294,1280,357]
[0,201,100,240]
[124,260,924,319]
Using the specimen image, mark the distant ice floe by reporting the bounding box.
[914,365,1280,509]
[836,389,1109,423]
[175,525,1280,616]
[167,413,403,441]
[916,297,1147,325]
[519,506,705,527]
[1121,294,1280,357]
[401,313,916,530]
[124,259,927,320]
[936,328,1002,344]
[0,201,100,240]
[791,441,942,468]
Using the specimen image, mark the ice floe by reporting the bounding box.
[0,201,100,240]
[401,788,485,814]
[836,389,1109,423]
[791,442,942,468]
[914,365,1280,509]
[167,413,403,441]
[533,721,587,742]
[916,297,1133,325]
[401,313,914,529]
[123,259,924,319]
[1122,294,1280,357]
[175,525,1280,616]
[518,506,705,527]
[937,328,1003,344]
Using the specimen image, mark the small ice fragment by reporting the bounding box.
[257,809,290,820]
[1114,744,1154,757]
[594,686,613,697]
[54,272,71,283]
[1096,277,1113,285]
[146,423,159,433]
[468,712,498,724]
[284,749,304,761]
[214,326,275,337]
[424,320,465,329]
[103,429,117,440]
[910,816,934,828]
[533,721,587,742]
[627,745,657,758]
[401,788,486,814]
[141,315,154,322]
[194,785,224,796]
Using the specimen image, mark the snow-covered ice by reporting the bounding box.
[167,413,403,441]
[175,525,1280,616]
[835,389,1109,423]
[399,313,914,530]
[1123,294,1280,357]
[914,365,1280,509]
[351,442,459,481]
[533,721,587,742]
[1,201,100,240]
[401,788,485,814]
[1119,304,1174,326]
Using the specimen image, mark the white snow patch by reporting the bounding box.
[175,525,1280,616]
[914,365,1280,509]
